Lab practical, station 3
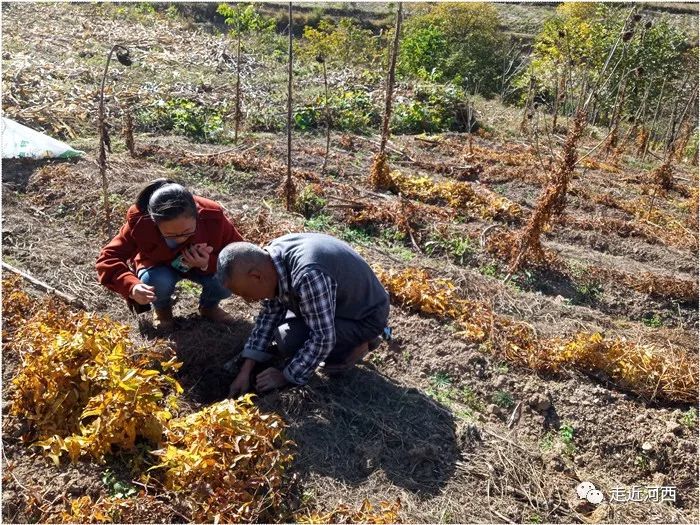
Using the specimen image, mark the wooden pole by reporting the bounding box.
[285,2,295,211]
[235,31,242,143]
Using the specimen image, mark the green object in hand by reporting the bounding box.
[171,253,192,273]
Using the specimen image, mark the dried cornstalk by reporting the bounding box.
[370,2,402,190]
[507,111,587,275]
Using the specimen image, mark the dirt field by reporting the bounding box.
[2,3,698,524]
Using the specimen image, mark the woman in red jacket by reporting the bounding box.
[96,179,244,330]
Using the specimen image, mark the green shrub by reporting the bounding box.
[392,83,474,134]
[331,90,378,132]
[294,185,327,218]
[399,3,508,95]
[298,17,382,67]
[492,390,515,409]
[398,25,449,82]
[681,407,697,428]
[136,98,227,142]
[523,3,693,122]
[424,233,475,264]
[642,313,663,328]
[295,90,379,133]
[293,106,321,131]
[293,84,475,135]
[134,3,155,15]
[216,3,275,35]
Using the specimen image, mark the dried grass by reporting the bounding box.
[651,160,674,191]
[587,266,698,303]
[387,170,522,222]
[635,127,650,156]
[297,498,401,524]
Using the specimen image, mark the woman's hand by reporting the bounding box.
[130,283,156,305]
[182,243,213,271]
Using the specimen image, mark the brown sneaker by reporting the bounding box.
[199,305,236,325]
[153,307,174,331]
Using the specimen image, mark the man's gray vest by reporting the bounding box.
[268,233,389,320]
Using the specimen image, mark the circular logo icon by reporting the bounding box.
[576,481,596,499]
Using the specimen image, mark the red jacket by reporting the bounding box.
[96,196,244,299]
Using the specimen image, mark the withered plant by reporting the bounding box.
[98,44,132,235]
[369,3,402,190]
[507,110,587,274]
[123,109,135,157]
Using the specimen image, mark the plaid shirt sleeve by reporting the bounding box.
[282,270,337,385]
[240,298,286,363]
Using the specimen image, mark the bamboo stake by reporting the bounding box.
[321,58,331,175]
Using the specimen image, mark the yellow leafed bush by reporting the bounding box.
[6,279,182,464]
[375,267,492,342]
[387,170,521,221]
[376,266,698,403]
[551,333,698,403]
[369,152,392,190]
[2,275,35,336]
[150,396,294,523]
[51,494,174,523]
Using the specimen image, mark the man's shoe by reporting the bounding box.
[324,341,370,374]
[153,307,174,331]
[200,305,236,324]
[368,336,382,352]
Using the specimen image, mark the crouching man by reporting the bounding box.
[218,233,390,396]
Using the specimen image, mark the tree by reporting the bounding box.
[217,3,275,142]
[284,2,296,211]
[398,3,507,95]
[299,17,381,68]
[525,1,693,145]
[298,17,381,174]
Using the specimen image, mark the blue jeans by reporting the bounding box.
[137,266,231,309]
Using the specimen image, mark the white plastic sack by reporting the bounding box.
[1,117,84,159]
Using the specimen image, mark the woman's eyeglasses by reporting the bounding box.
[160,225,197,239]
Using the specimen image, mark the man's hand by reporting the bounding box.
[229,369,252,397]
[182,244,213,271]
[130,283,156,305]
[229,358,256,398]
[255,367,288,393]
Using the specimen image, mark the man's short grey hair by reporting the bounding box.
[217,242,269,283]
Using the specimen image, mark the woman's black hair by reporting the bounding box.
[135,179,197,223]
